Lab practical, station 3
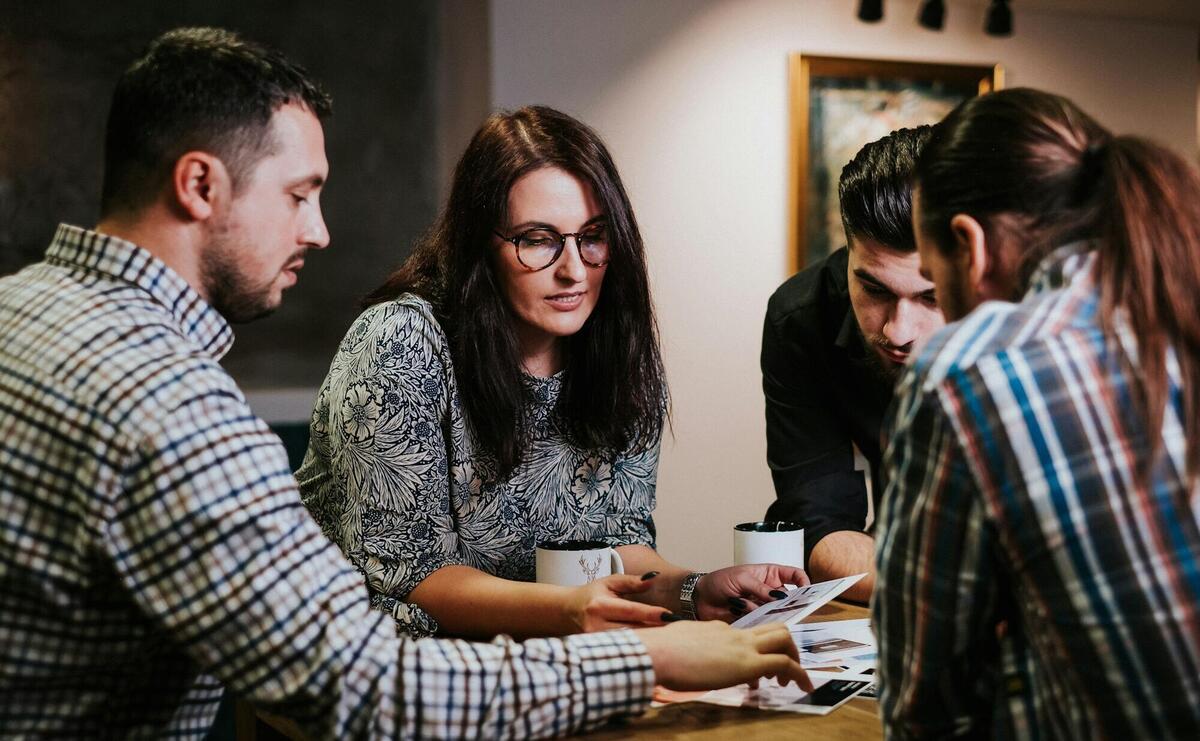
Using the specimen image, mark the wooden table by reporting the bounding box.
[246,602,879,740]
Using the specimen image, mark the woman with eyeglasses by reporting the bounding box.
[297,106,808,639]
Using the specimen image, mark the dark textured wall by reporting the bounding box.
[0,1,441,389]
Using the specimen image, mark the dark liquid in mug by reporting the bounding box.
[537,540,610,551]
[734,521,802,533]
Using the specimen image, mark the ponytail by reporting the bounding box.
[1096,138,1200,481]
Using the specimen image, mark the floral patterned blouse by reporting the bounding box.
[296,294,660,637]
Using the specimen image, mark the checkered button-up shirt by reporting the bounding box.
[0,224,654,739]
[874,244,1200,739]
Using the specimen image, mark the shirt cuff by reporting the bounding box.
[565,629,655,731]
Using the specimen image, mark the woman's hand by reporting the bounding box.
[694,564,811,621]
[563,573,676,633]
[636,621,812,692]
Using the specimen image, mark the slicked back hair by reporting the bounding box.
[100,27,332,216]
[839,125,933,251]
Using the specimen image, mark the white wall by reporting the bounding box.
[490,0,1200,570]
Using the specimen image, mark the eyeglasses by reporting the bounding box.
[493,225,611,271]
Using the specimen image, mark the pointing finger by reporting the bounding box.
[766,656,812,692]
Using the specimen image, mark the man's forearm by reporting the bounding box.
[806,531,875,603]
[384,628,655,738]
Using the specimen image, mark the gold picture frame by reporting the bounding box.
[787,55,1003,273]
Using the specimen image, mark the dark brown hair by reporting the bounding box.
[915,87,1200,481]
[363,106,666,478]
[101,27,331,217]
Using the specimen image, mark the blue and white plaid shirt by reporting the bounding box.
[0,224,654,739]
[874,244,1200,739]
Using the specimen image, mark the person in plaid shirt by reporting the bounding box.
[0,26,808,739]
[875,87,1200,739]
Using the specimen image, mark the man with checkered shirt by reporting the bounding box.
[0,27,807,739]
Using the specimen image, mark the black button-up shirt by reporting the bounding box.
[760,246,893,561]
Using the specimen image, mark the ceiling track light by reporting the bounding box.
[917,0,945,30]
[985,0,1013,36]
[857,0,883,23]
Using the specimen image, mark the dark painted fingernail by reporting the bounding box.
[769,590,788,600]
[641,571,660,581]
[661,612,684,622]
[727,597,747,609]
[731,607,745,616]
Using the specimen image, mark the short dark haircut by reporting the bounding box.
[364,106,666,479]
[100,27,332,216]
[838,125,933,252]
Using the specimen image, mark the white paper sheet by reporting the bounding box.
[790,617,877,668]
[697,671,871,715]
[730,574,866,629]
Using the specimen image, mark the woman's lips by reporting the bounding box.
[545,292,585,310]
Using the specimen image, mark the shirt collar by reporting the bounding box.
[45,224,235,359]
[1025,241,1098,297]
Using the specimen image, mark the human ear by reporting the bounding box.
[949,214,989,293]
[171,152,230,222]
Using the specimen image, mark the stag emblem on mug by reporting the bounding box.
[580,554,602,583]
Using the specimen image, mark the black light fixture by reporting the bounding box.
[985,0,1013,36]
[857,0,884,23]
[917,0,945,30]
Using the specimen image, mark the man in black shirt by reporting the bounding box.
[761,127,941,602]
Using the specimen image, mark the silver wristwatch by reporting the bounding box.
[679,571,707,620]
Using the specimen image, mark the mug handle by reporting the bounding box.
[609,548,625,575]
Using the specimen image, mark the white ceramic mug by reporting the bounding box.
[535,540,625,586]
[733,521,805,569]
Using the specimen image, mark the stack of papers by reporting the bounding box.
[687,576,880,713]
[698,672,872,715]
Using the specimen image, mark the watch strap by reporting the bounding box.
[679,571,707,620]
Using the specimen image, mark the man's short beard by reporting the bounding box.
[862,334,904,384]
[204,263,278,323]
[201,220,279,324]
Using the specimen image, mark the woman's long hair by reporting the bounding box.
[915,87,1200,482]
[363,106,666,478]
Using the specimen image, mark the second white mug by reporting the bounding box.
[733,521,804,569]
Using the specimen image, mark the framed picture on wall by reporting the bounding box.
[787,55,1003,272]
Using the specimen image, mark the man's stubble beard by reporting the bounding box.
[862,334,904,386]
[201,215,283,324]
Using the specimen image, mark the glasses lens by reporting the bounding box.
[516,230,562,269]
[578,227,610,266]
